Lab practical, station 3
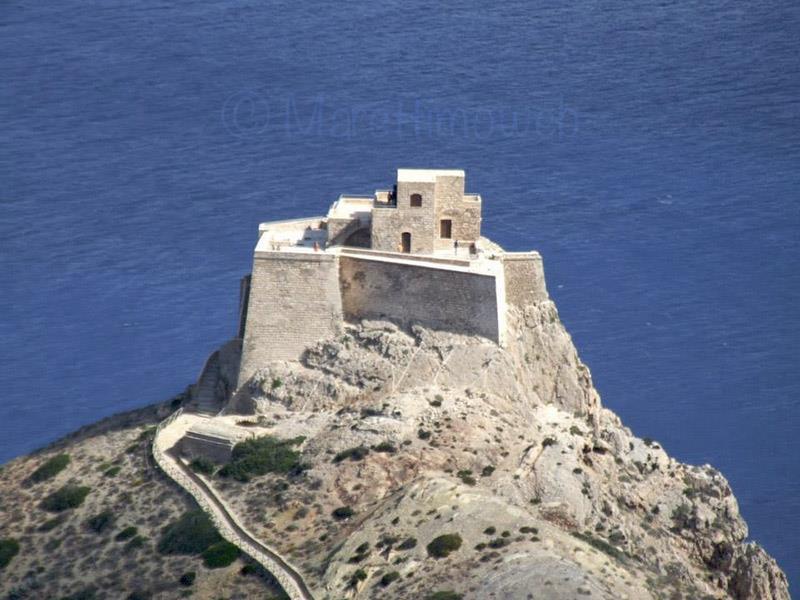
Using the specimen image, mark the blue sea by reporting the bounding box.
[2,0,798,590]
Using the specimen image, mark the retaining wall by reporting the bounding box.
[238,251,342,386]
[339,255,500,342]
[152,411,312,600]
[502,252,548,309]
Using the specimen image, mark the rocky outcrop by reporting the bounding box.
[2,254,788,599]
[208,286,790,599]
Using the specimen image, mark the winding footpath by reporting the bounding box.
[152,409,315,600]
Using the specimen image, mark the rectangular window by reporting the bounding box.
[440,219,452,239]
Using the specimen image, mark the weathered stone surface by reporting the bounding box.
[206,285,789,599]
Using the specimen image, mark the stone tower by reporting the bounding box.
[370,169,482,254]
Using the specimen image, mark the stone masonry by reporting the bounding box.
[236,169,546,388]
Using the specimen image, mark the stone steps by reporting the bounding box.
[190,351,223,415]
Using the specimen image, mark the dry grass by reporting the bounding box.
[0,401,286,599]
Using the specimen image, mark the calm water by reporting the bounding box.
[2,0,798,589]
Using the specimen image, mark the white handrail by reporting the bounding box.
[152,411,313,600]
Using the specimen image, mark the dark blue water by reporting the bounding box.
[2,0,798,588]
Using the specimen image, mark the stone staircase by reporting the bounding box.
[189,350,224,415]
[151,412,314,600]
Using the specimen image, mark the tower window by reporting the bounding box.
[440,219,453,239]
[410,193,423,207]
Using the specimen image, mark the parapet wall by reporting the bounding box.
[502,252,548,308]
[339,255,500,342]
[238,251,342,386]
[236,247,547,386]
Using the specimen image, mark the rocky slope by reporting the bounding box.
[0,402,287,600]
[215,298,790,600]
[1,278,791,600]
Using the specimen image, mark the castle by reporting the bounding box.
[236,169,547,388]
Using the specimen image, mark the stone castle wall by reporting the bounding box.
[339,256,500,342]
[502,252,548,309]
[236,252,549,382]
[238,252,343,386]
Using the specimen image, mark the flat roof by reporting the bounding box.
[397,168,464,182]
[328,195,374,219]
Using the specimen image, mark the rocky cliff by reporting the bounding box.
[0,267,791,600]
[215,297,790,600]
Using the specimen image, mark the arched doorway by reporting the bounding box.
[401,232,411,253]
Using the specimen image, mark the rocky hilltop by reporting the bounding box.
[0,271,791,600]
[217,298,790,600]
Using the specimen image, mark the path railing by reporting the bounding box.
[152,411,314,600]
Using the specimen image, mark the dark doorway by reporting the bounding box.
[401,232,411,253]
[440,219,453,239]
[410,193,423,207]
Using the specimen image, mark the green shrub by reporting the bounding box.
[373,441,397,454]
[29,454,70,483]
[202,540,240,568]
[569,425,583,436]
[426,534,462,558]
[116,526,138,542]
[571,531,624,561]
[218,435,305,482]
[483,526,496,535]
[671,503,696,531]
[456,470,476,486]
[397,537,417,550]
[332,446,370,463]
[41,485,91,512]
[271,378,283,389]
[87,510,115,534]
[541,437,557,448]
[39,514,67,532]
[488,537,509,549]
[189,457,216,476]
[519,526,538,534]
[0,538,20,569]
[332,506,354,520]
[349,568,367,586]
[103,466,121,478]
[179,571,196,586]
[125,535,147,552]
[157,510,221,555]
[481,465,495,477]
[426,592,463,600]
[241,563,258,576]
[355,541,370,554]
[417,429,431,440]
[380,571,400,586]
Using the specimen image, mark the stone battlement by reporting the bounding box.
[236,169,547,388]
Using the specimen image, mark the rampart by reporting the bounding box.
[236,249,548,385]
[502,252,548,308]
[238,251,342,387]
[235,170,549,387]
[339,255,500,342]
